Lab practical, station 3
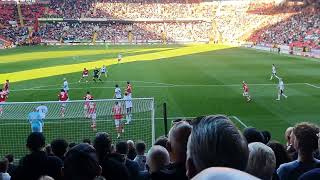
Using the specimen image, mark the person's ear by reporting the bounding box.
[186,158,197,179]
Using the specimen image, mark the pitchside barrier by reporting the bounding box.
[0,98,155,159]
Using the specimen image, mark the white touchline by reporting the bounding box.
[305,83,320,89]
[230,116,248,128]
[11,82,308,92]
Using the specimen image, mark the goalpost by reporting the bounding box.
[0,98,155,159]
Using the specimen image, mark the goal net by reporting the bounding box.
[0,98,155,159]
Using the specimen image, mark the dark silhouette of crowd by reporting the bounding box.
[1,115,319,180]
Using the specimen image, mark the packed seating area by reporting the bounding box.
[1,115,320,180]
[247,6,320,48]
[39,21,211,42]
[0,0,319,47]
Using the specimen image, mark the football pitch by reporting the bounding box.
[0,44,320,158]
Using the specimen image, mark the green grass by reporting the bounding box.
[0,44,320,159]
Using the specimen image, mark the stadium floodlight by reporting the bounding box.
[0,98,155,159]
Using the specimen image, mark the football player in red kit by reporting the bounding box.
[79,68,89,83]
[242,81,251,102]
[87,98,97,131]
[0,89,8,116]
[58,89,69,118]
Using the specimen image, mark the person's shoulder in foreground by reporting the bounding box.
[299,168,320,180]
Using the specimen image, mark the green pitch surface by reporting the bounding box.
[0,44,320,158]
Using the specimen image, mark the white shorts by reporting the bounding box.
[89,113,96,119]
[243,92,249,96]
[114,120,121,128]
[83,74,89,77]
[61,103,67,108]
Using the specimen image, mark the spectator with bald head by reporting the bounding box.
[246,142,276,180]
[186,115,249,179]
[146,145,174,180]
[277,122,320,180]
[166,120,192,180]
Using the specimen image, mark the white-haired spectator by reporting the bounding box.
[246,142,276,180]
[127,140,137,160]
[191,167,260,180]
[186,115,249,179]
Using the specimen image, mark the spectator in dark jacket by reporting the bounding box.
[51,138,68,161]
[11,132,63,180]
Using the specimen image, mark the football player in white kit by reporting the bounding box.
[99,65,107,78]
[114,84,122,99]
[270,64,278,80]
[124,92,133,125]
[277,78,288,100]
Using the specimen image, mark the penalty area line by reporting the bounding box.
[230,116,248,128]
[305,83,320,89]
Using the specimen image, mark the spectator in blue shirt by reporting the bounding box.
[277,122,320,180]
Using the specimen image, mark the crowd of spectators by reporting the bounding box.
[0,0,319,48]
[248,6,320,49]
[38,21,211,42]
[1,115,320,180]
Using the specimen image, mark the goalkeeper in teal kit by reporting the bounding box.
[28,108,44,133]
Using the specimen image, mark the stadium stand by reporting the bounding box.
[0,0,319,49]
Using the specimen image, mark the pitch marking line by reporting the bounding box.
[305,83,320,89]
[230,116,248,128]
[11,82,308,92]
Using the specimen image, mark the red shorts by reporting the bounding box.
[114,114,122,120]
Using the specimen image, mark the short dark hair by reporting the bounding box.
[83,138,91,145]
[135,141,146,155]
[267,141,291,168]
[0,158,9,173]
[154,136,168,149]
[51,138,68,158]
[93,132,112,162]
[293,122,319,153]
[115,84,119,88]
[243,127,264,144]
[188,115,248,172]
[116,141,128,155]
[63,143,101,180]
[261,131,271,144]
[4,154,14,163]
[27,132,45,151]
